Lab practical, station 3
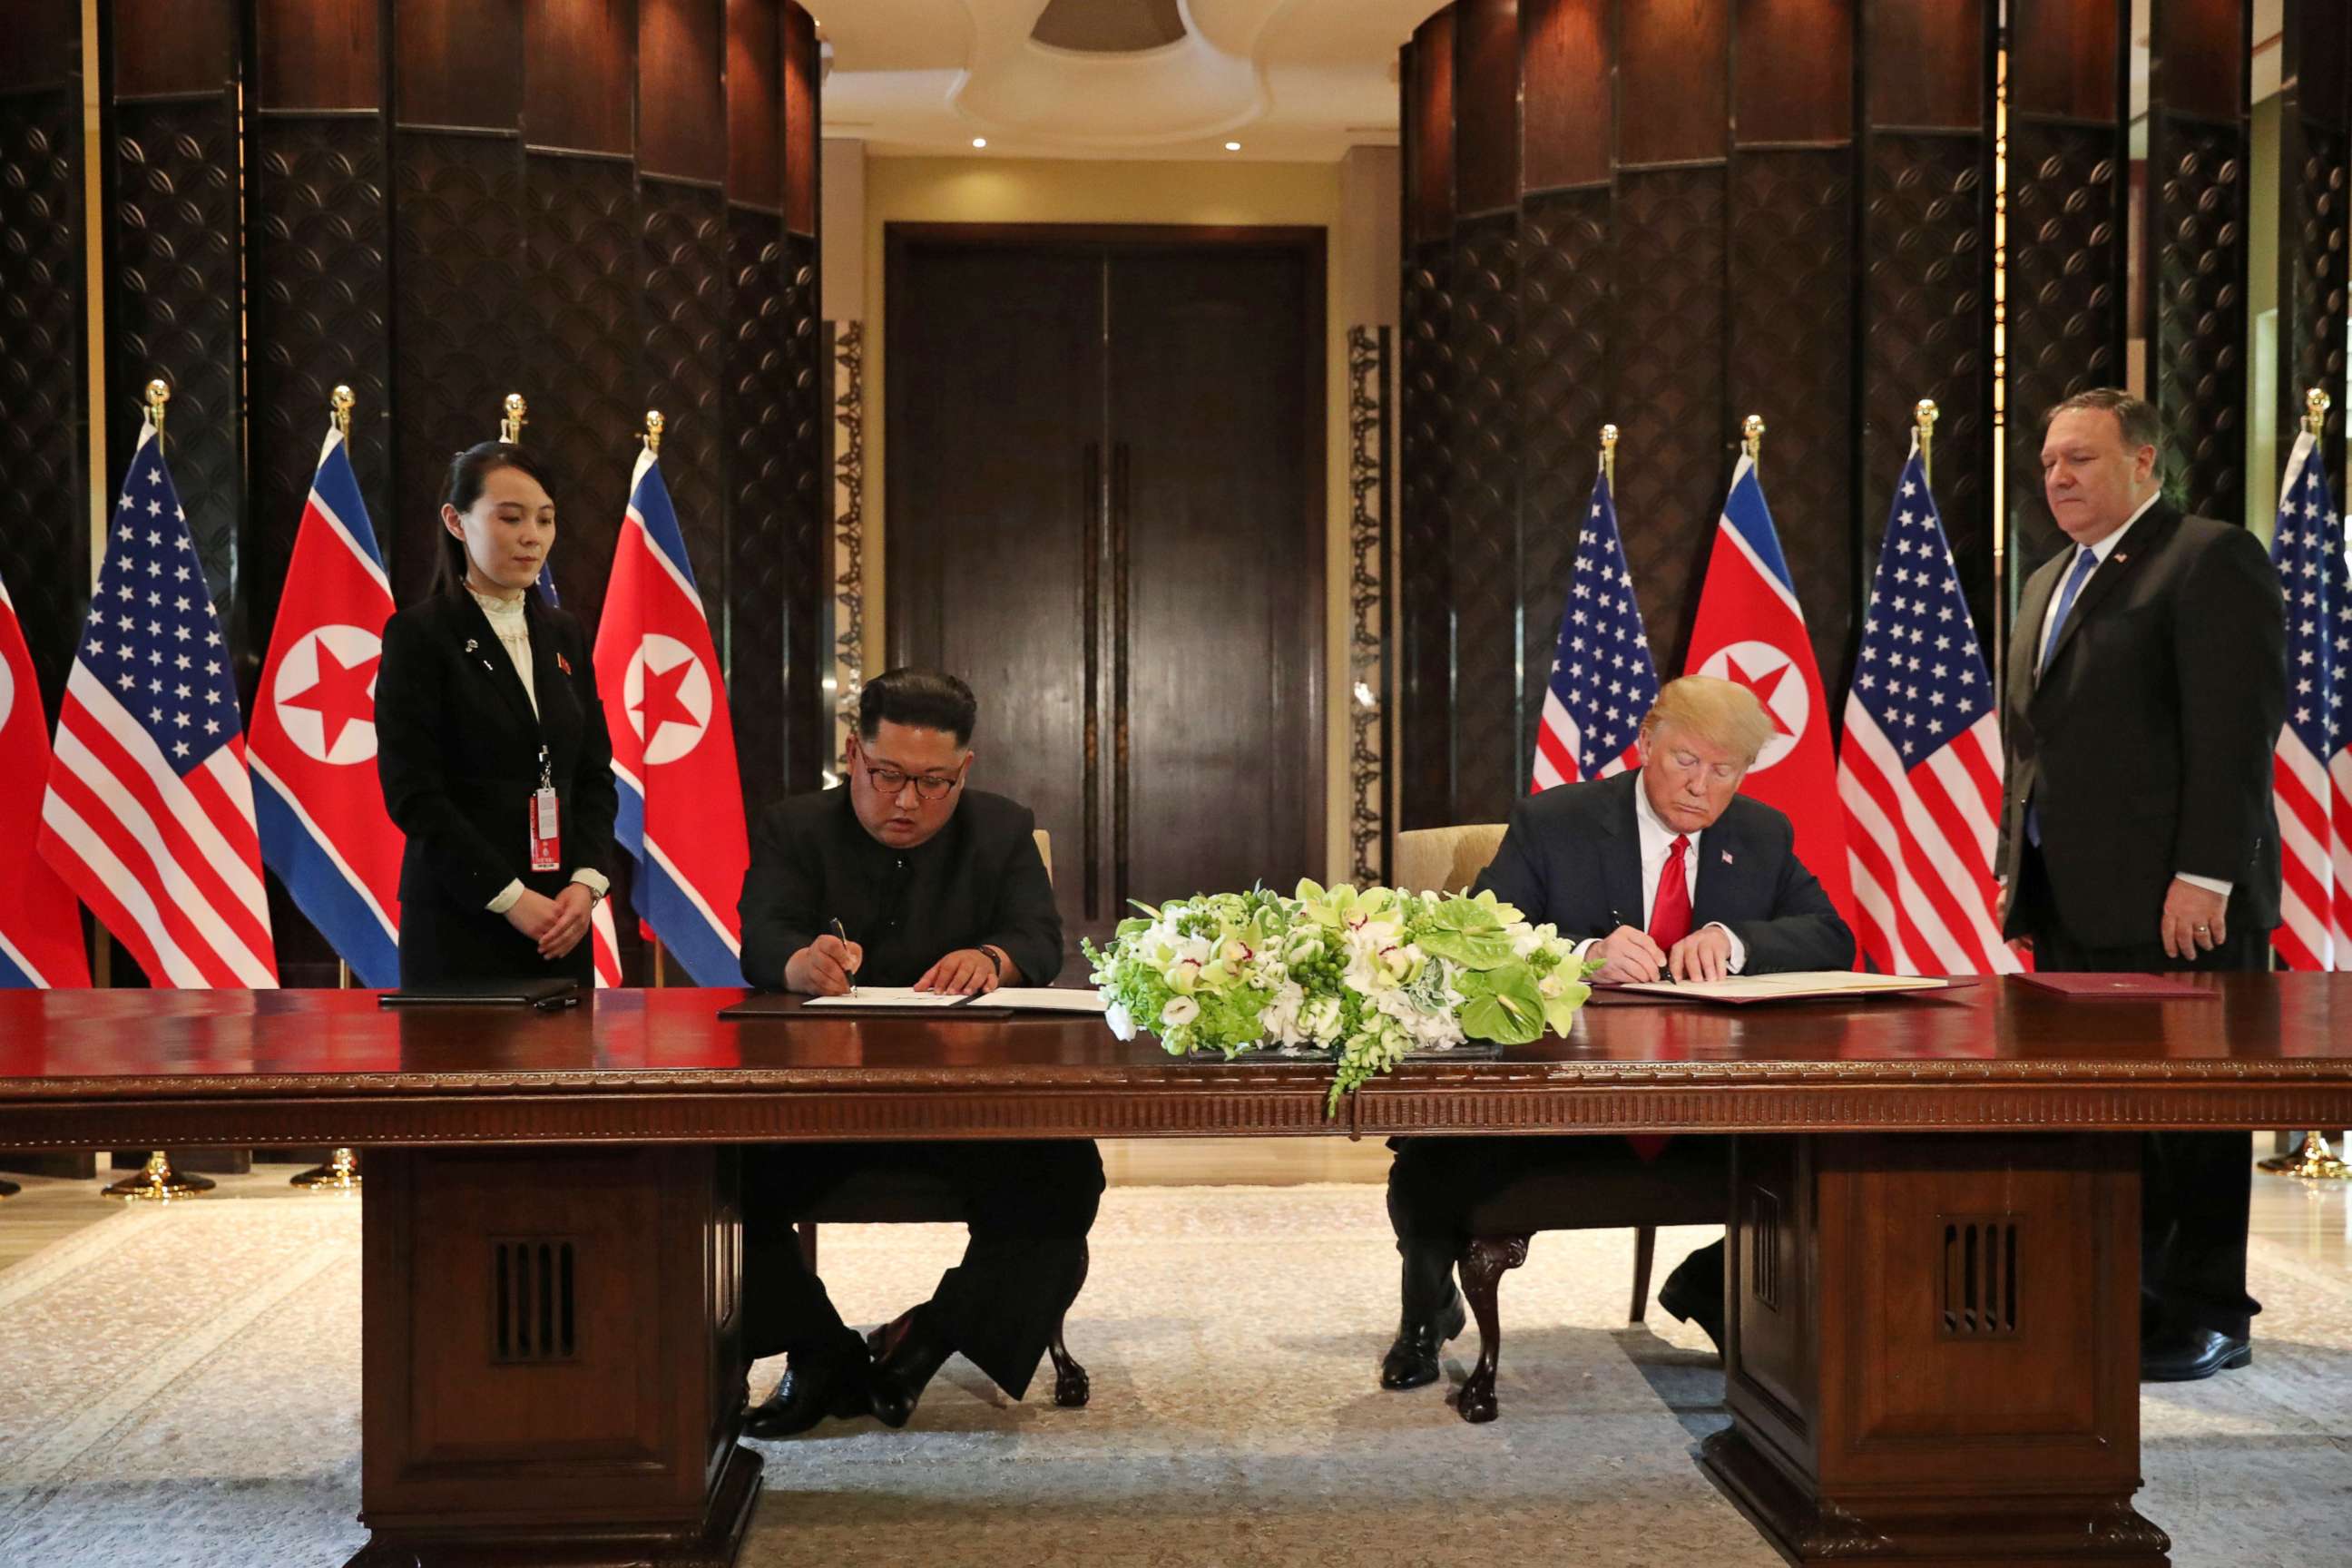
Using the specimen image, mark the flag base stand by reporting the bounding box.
[291,1148,362,1192]
[103,1151,215,1202]
[2257,1131,2352,1181]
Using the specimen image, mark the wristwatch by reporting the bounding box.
[978,945,1005,976]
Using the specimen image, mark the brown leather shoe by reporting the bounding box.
[1379,1289,1467,1390]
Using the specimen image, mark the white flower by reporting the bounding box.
[1259,981,1307,1044]
[1167,957,1204,994]
[1510,924,1544,957]
[1303,995,1345,1041]
[1161,995,1200,1027]
[1105,1001,1136,1041]
[1538,973,1565,1000]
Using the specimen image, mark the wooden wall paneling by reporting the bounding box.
[1398,26,1457,828]
[0,2,91,723]
[395,0,526,131]
[524,0,635,156]
[1516,2,1611,763]
[641,0,726,185]
[1730,0,1855,694]
[247,5,394,989]
[1857,2,1994,652]
[2004,1,2128,579]
[781,3,824,789]
[1614,5,1730,678]
[108,0,244,641]
[724,0,795,814]
[2145,0,2252,523]
[2277,0,2351,495]
[253,0,381,112]
[1448,0,1522,816]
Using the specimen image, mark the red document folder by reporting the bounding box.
[2010,972,2217,999]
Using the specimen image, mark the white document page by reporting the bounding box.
[986,988,1109,1014]
[801,988,979,1009]
[1616,971,1950,1003]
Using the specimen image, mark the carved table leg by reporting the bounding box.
[1700,1132,2167,1564]
[1048,1239,1092,1409]
[351,1146,760,1567]
[1455,1234,1529,1425]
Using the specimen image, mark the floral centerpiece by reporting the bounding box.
[1083,880,1596,1112]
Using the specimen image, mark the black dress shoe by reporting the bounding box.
[745,1351,871,1438]
[1657,1269,1726,1361]
[2140,1328,2251,1383]
[1379,1289,1467,1390]
[867,1303,956,1429]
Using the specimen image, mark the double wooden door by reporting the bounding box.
[885,226,1325,946]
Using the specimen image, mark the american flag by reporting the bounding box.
[1531,468,1659,790]
[1835,443,2017,975]
[37,419,278,986]
[2269,429,2348,970]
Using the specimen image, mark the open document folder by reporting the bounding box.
[801,986,1109,1013]
[1612,971,1954,1004]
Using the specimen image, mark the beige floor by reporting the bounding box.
[8,1135,2352,1269]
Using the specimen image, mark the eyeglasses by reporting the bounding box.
[858,756,963,802]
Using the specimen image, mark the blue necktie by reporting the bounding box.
[2026,546,2101,847]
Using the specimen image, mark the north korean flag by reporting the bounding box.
[0,572,91,986]
[247,422,403,985]
[593,445,748,984]
[1683,454,1860,938]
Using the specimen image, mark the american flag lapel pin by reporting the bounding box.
[1721,849,1734,865]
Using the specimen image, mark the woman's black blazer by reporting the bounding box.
[374,589,618,985]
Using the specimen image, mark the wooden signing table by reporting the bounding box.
[4,978,2351,1566]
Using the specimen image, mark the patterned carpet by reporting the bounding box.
[0,1187,2346,1566]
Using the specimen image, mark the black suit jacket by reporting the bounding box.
[739,786,1063,991]
[1998,501,2286,948]
[1472,770,1855,974]
[375,590,618,985]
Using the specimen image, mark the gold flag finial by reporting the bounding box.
[329,385,355,436]
[644,409,665,456]
[1741,414,1764,465]
[1915,398,1939,484]
[2305,387,2330,440]
[145,377,171,436]
[1600,423,1618,488]
[500,393,527,444]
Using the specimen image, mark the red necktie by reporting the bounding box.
[1628,835,1693,1164]
[1649,835,1692,950]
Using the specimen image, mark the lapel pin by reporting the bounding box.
[1721,850,1734,864]
[464,638,478,654]
[555,652,573,676]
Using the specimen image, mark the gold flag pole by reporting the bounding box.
[103,377,213,1204]
[2254,387,2348,1181]
[1916,398,1938,485]
[501,392,527,443]
[291,387,368,1193]
[1600,423,1618,488]
[642,409,669,990]
[1741,413,1765,468]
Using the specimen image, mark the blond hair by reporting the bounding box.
[1639,675,1775,764]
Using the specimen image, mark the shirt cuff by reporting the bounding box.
[570,868,611,899]
[486,879,525,915]
[2175,871,2233,898]
[1705,921,1747,975]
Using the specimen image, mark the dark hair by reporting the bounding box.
[858,669,979,748]
[2041,387,2161,454]
[433,441,556,596]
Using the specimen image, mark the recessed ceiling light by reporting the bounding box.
[972,137,988,149]
[1225,142,1241,152]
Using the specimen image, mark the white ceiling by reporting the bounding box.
[813,0,1442,161]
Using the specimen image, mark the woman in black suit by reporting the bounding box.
[375,442,617,985]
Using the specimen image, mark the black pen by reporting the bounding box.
[1605,908,1671,984]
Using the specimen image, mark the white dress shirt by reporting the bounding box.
[2028,491,2230,900]
[1576,781,1749,974]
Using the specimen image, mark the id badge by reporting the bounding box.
[529,787,562,872]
